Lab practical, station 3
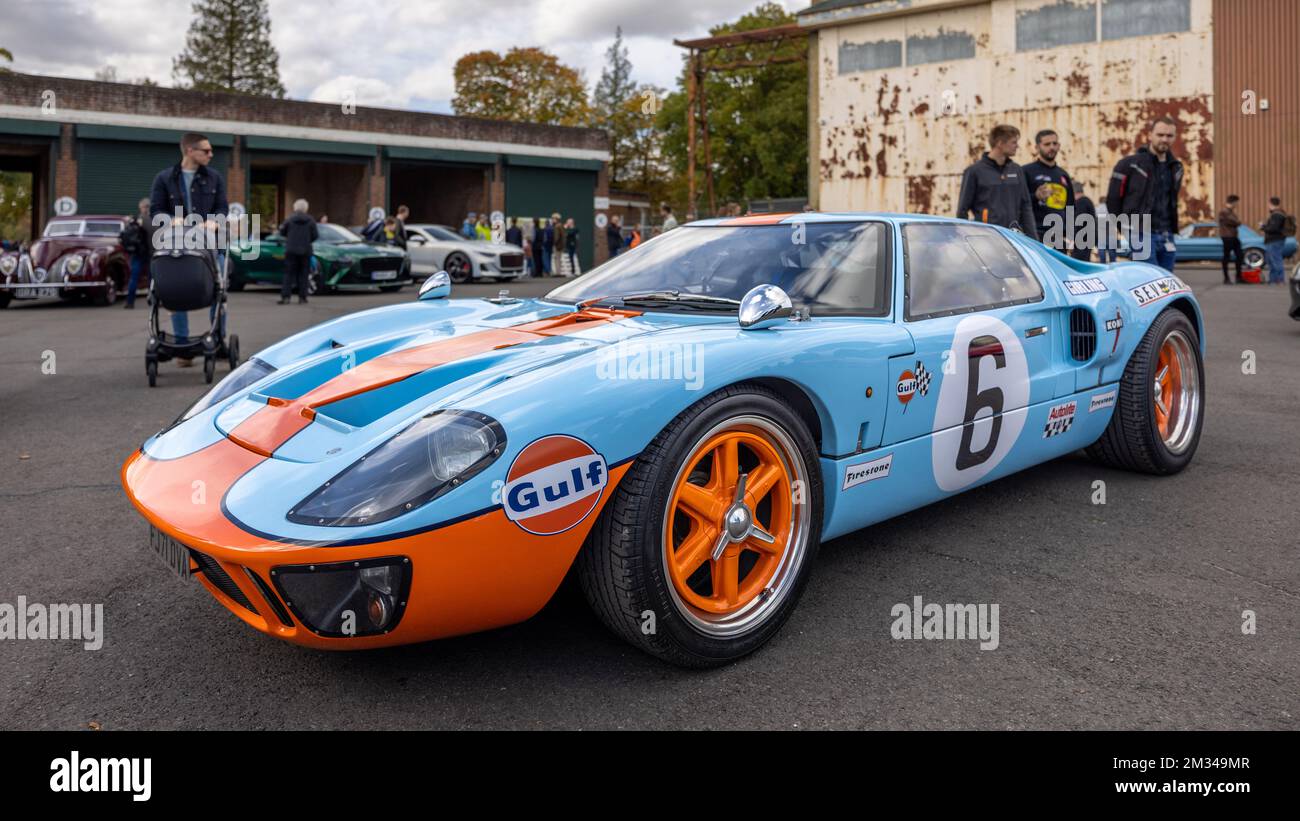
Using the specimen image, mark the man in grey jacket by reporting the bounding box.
[278,199,318,304]
[956,124,1039,240]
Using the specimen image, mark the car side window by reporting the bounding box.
[903,223,1043,320]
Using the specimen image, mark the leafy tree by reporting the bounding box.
[0,47,12,73]
[0,170,33,243]
[173,0,285,97]
[94,66,158,86]
[452,47,589,127]
[657,2,807,212]
[593,28,640,186]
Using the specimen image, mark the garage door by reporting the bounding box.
[505,164,597,270]
[78,140,230,217]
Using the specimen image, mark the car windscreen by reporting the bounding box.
[317,223,362,243]
[421,226,462,242]
[44,221,83,237]
[546,222,891,316]
[84,220,124,236]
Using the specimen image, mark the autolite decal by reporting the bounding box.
[503,435,608,535]
[1043,400,1077,438]
[1130,276,1189,307]
[1064,277,1107,296]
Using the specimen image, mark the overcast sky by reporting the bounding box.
[2,0,802,114]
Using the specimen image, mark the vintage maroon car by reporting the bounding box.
[0,215,138,308]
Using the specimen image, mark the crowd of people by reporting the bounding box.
[956,118,1295,284]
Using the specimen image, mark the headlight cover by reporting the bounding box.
[179,357,277,422]
[65,254,85,275]
[288,410,505,527]
[0,256,16,275]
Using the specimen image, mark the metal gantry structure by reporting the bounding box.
[673,23,808,218]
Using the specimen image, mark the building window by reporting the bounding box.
[1102,0,1190,40]
[839,38,903,74]
[1016,0,1098,52]
[906,29,976,66]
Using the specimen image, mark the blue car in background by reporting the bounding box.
[1173,223,1296,269]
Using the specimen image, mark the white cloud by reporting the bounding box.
[3,0,800,112]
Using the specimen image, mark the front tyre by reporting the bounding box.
[1087,307,1204,474]
[577,384,822,667]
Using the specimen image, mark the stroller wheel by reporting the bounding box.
[146,358,158,387]
[203,355,215,384]
[228,334,241,369]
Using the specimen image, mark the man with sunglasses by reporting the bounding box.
[149,132,228,366]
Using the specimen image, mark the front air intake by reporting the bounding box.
[1069,308,1097,361]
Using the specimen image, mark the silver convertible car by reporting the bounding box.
[403,223,526,283]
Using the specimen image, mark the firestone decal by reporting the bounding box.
[1043,400,1077,438]
[932,316,1029,492]
[843,453,893,490]
[1089,388,1117,413]
[502,435,608,535]
[1130,276,1189,307]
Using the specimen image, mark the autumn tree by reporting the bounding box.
[173,0,285,97]
[452,48,589,126]
[657,2,807,212]
[0,47,12,73]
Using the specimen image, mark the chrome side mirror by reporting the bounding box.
[418,270,451,300]
[738,284,793,330]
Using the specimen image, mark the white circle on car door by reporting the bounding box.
[931,315,1029,492]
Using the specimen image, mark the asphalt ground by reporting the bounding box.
[0,267,1296,730]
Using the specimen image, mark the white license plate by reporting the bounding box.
[149,526,191,580]
[371,269,398,281]
[16,287,57,298]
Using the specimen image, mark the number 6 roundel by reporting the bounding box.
[931,315,1029,492]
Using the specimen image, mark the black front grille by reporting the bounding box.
[244,568,294,627]
[189,550,257,614]
[359,257,402,276]
[498,252,524,269]
[1069,308,1097,361]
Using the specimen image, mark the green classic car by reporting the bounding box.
[228,223,412,294]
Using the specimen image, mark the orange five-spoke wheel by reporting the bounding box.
[665,427,794,617]
[1152,329,1199,454]
[577,384,822,666]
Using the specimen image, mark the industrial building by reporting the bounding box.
[0,74,611,268]
[799,0,1300,230]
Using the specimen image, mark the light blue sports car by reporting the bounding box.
[123,212,1206,667]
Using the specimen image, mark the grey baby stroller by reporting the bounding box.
[145,249,239,386]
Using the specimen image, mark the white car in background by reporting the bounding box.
[403,224,526,283]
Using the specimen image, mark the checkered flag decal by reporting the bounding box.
[1044,414,1073,438]
[914,361,931,396]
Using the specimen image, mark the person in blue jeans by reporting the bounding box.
[1260,197,1289,285]
[1105,116,1183,273]
[119,198,150,308]
[149,132,228,365]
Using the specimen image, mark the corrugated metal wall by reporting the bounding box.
[1212,0,1300,228]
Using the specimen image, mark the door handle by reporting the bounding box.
[1025,326,1048,338]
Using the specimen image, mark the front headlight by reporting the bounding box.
[179,357,277,422]
[288,410,505,527]
[0,256,16,275]
[65,254,85,275]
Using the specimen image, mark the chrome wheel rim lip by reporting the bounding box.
[660,415,811,639]
[1158,328,1201,455]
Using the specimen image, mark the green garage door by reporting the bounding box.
[78,139,230,217]
[505,163,597,270]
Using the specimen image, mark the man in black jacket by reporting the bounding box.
[956,124,1038,240]
[1022,129,1075,251]
[1260,197,1289,285]
[1105,116,1183,272]
[119,197,151,308]
[278,199,318,304]
[149,132,228,363]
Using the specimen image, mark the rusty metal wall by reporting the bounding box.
[1212,0,1300,229]
[812,0,1216,222]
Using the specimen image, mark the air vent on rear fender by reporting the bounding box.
[1069,308,1097,361]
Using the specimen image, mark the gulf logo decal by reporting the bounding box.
[503,435,608,535]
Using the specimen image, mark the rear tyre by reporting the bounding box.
[94,281,117,306]
[1086,307,1204,475]
[445,252,472,284]
[577,383,822,667]
[0,292,10,309]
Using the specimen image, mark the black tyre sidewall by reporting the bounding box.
[1132,310,1205,472]
[628,389,823,664]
